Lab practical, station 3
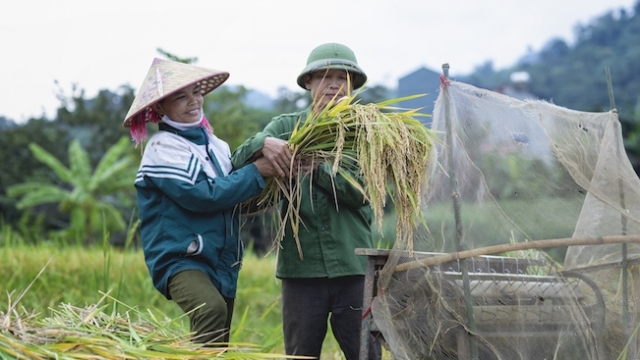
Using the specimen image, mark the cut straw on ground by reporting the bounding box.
[0,292,301,359]
[0,271,299,360]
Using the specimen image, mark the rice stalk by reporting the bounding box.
[249,91,434,256]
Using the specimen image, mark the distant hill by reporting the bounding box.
[466,1,640,122]
[444,1,640,172]
[245,89,274,110]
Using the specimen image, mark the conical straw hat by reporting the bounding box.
[123,58,229,127]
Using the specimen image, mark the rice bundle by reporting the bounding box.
[252,93,434,256]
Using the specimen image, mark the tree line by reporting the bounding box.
[465,1,640,170]
[0,62,391,248]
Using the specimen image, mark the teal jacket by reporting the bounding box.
[231,109,373,279]
[135,122,266,299]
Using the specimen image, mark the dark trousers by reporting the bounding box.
[168,269,234,344]
[282,276,381,360]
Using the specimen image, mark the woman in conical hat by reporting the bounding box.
[123,57,229,145]
[125,58,282,345]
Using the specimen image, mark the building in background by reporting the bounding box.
[396,66,442,127]
[494,71,536,101]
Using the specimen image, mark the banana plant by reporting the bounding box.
[8,136,137,244]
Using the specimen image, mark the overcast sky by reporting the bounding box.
[2,0,636,123]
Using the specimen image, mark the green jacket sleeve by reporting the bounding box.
[231,115,291,169]
[230,132,268,169]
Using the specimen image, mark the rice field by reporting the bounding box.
[0,242,351,359]
[0,197,586,358]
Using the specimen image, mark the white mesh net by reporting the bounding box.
[363,79,640,359]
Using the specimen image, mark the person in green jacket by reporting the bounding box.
[231,43,380,360]
[123,58,280,345]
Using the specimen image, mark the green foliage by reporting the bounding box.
[204,86,278,150]
[464,2,640,173]
[271,86,311,114]
[422,197,581,262]
[622,97,640,172]
[0,82,139,240]
[0,48,395,245]
[518,5,640,118]
[481,152,568,200]
[54,82,137,164]
[0,118,70,224]
[7,137,137,244]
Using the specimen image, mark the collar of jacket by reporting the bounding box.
[158,122,208,145]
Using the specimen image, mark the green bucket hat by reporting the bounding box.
[296,43,367,90]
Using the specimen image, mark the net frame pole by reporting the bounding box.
[607,66,632,355]
[395,234,640,271]
[442,63,478,359]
